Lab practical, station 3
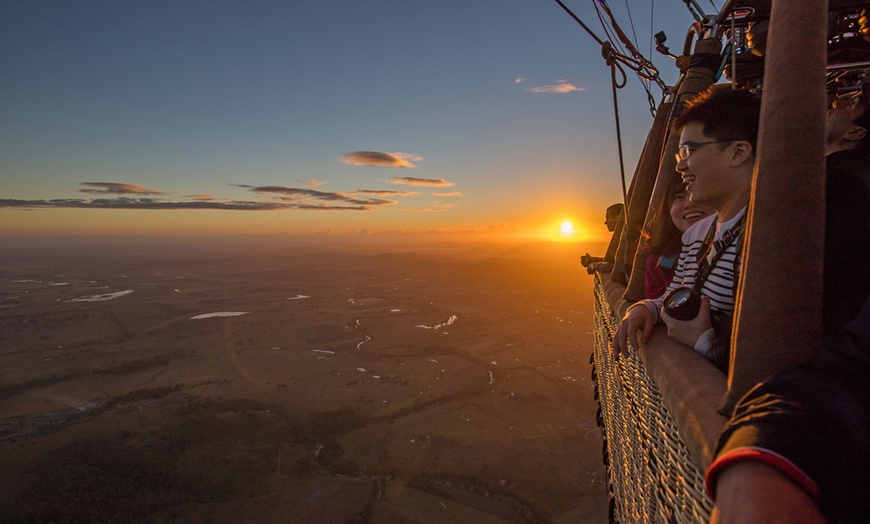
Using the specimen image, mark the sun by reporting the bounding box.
[560,221,575,234]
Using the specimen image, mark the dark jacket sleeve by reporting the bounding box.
[706,298,870,522]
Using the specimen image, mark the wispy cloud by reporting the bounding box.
[515,77,525,84]
[399,207,448,212]
[390,177,454,188]
[0,196,392,212]
[351,189,419,196]
[1,178,463,214]
[0,197,289,211]
[398,201,458,213]
[432,191,464,197]
[78,182,166,195]
[246,185,397,208]
[338,151,422,168]
[184,194,217,201]
[524,79,586,94]
[300,178,326,187]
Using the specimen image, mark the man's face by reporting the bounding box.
[675,122,745,213]
[604,212,619,232]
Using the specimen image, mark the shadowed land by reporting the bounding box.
[0,238,607,523]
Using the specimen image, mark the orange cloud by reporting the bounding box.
[300,178,326,187]
[352,190,419,196]
[398,201,458,212]
[524,80,586,94]
[432,191,464,197]
[390,177,454,188]
[184,194,216,201]
[400,207,447,212]
[338,151,421,168]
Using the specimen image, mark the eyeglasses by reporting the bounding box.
[675,139,738,163]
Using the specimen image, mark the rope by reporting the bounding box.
[622,0,643,60]
[605,50,630,204]
[649,0,656,87]
[593,1,668,94]
[552,0,605,46]
[553,0,667,115]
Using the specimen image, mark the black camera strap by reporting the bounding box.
[692,214,746,293]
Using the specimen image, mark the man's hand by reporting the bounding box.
[581,253,601,267]
[612,304,654,357]
[709,462,826,524]
[661,295,713,349]
[587,261,613,275]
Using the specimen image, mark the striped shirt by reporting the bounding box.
[646,208,747,323]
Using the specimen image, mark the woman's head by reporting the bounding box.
[670,184,714,232]
[646,177,714,254]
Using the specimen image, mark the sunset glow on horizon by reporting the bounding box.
[0,1,694,246]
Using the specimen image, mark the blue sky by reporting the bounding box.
[0,0,717,241]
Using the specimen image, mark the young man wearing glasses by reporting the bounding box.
[611,87,761,371]
[706,90,870,521]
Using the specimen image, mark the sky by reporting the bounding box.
[0,0,720,244]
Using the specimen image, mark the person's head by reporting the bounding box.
[646,177,715,254]
[826,82,870,155]
[671,86,761,219]
[605,203,624,232]
[670,182,715,233]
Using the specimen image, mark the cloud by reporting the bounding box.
[1,179,464,214]
[515,77,525,84]
[398,201,458,213]
[338,151,421,168]
[0,197,288,211]
[300,178,326,187]
[0,196,392,212]
[351,190,419,196]
[399,207,448,212]
[184,194,217,201]
[78,182,166,195]
[432,191,464,197]
[247,185,397,207]
[390,177,454,188]
[524,80,586,94]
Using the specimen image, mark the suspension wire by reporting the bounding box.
[595,2,667,85]
[551,0,661,199]
[649,0,655,86]
[596,2,641,60]
[606,52,630,203]
[594,1,662,113]
[553,0,666,96]
[553,0,605,45]
[594,3,627,58]
[621,0,658,112]
[551,0,630,202]
[622,0,642,60]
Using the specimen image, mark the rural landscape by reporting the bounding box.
[0,237,608,523]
